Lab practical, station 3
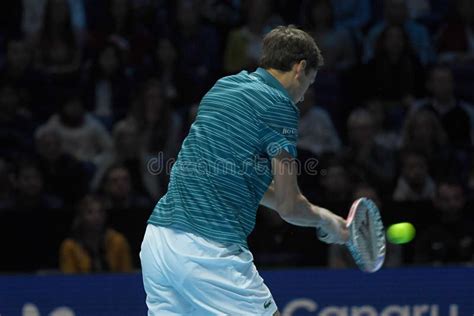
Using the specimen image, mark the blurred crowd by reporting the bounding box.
[0,0,473,274]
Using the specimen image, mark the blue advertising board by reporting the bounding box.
[0,267,472,316]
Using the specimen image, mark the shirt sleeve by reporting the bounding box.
[258,101,298,159]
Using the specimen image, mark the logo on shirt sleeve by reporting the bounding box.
[264,300,273,309]
[282,128,297,135]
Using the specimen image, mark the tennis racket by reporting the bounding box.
[345,197,386,272]
[317,197,386,272]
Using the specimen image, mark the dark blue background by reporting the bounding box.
[0,267,472,316]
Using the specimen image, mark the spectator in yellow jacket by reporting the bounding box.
[59,195,132,273]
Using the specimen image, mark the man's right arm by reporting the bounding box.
[260,150,348,244]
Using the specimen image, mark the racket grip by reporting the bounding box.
[316,227,329,242]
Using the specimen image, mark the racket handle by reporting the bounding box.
[316,227,329,242]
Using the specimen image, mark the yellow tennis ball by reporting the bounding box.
[386,222,416,244]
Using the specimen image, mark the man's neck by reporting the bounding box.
[266,68,297,102]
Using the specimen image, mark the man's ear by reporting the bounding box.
[295,60,307,78]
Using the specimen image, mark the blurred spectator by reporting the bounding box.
[273,0,305,25]
[22,0,86,41]
[153,38,178,104]
[181,103,199,140]
[1,159,65,271]
[393,149,436,202]
[0,36,52,121]
[415,64,473,147]
[363,25,425,106]
[38,93,113,165]
[0,159,14,212]
[106,0,141,37]
[59,194,132,273]
[34,126,88,205]
[405,0,431,20]
[84,41,131,127]
[468,160,474,200]
[99,164,150,212]
[33,0,83,78]
[139,37,179,106]
[400,108,447,160]
[328,183,403,268]
[414,181,473,265]
[364,99,400,149]
[329,0,371,30]
[315,158,351,217]
[0,2,22,37]
[173,0,220,104]
[93,119,152,198]
[353,183,382,208]
[0,85,36,159]
[399,105,471,183]
[130,0,171,35]
[125,79,182,197]
[98,164,151,267]
[342,108,396,192]
[88,0,152,66]
[249,206,323,267]
[364,0,435,65]
[200,0,241,28]
[397,108,462,181]
[0,37,42,99]
[223,0,282,73]
[404,0,450,29]
[302,0,356,71]
[436,0,474,65]
[12,160,63,212]
[298,88,341,156]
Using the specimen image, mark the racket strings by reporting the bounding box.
[353,210,375,264]
[349,201,386,272]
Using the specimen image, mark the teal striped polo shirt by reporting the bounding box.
[148,67,299,248]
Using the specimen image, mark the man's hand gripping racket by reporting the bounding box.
[316,198,386,272]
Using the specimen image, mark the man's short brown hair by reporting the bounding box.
[259,25,324,73]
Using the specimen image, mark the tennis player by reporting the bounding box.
[140,25,348,315]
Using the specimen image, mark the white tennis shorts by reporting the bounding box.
[140,224,277,316]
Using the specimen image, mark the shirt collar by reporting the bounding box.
[253,68,299,113]
[253,68,291,100]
